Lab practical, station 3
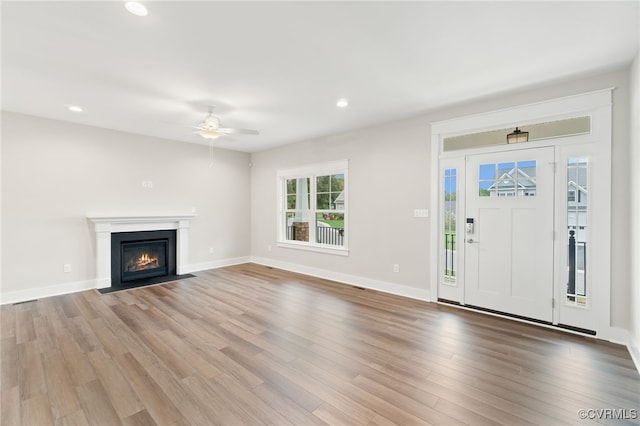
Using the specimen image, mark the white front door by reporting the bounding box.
[464,147,555,322]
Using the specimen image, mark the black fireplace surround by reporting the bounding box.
[109,230,178,291]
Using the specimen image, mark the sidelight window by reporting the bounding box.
[443,168,457,283]
[566,158,588,306]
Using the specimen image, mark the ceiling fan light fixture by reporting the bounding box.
[197,129,222,140]
[507,127,529,144]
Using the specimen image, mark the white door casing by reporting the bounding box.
[430,88,612,338]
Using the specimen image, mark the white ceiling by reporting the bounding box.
[2,1,639,153]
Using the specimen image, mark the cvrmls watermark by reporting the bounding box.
[577,408,638,420]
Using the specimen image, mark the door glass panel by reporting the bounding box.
[497,162,516,196]
[443,168,457,284]
[478,164,494,197]
[517,160,537,196]
[479,161,537,197]
[566,158,588,307]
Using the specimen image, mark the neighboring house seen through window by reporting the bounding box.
[277,160,348,255]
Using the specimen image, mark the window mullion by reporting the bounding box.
[309,174,317,245]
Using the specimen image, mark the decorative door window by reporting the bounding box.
[478,161,537,197]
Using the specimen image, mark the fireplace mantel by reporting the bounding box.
[88,214,195,289]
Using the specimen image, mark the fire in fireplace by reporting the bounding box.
[110,230,177,289]
[121,240,167,282]
[126,252,159,272]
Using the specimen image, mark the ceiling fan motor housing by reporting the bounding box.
[202,115,220,129]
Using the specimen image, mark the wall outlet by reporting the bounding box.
[209,247,214,254]
[393,264,400,273]
[267,245,272,252]
[63,264,71,273]
[413,209,429,218]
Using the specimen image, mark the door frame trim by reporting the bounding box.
[429,88,613,339]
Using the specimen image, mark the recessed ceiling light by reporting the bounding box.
[68,105,83,112]
[125,2,148,17]
[336,98,349,108]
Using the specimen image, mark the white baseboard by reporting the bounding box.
[628,332,640,376]
[0,256,251,305]
[250,256,431,302]
[616,327,640,376]
[183,256,252,274]
[601,327,640,375]
[608,326,629,345]
[0,279,97,305]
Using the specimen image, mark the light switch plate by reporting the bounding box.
[413,209,429,218]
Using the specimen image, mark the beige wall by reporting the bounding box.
[251,68,632,330]
[251,116,432,290]
[1,112,251,296]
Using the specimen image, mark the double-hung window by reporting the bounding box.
[277,160,348,255]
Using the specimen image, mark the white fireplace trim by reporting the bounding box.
[87,214,196,289]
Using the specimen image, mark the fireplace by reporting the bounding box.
[110,230,177,289]
[88,214,195,291]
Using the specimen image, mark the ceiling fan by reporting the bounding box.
[194,107,259,140]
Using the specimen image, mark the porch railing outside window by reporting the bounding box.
[287,225,344,246]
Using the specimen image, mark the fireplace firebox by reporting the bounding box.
[110,230,177,289]
[121,239,168,282]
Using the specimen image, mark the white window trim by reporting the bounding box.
[276,160,349,256]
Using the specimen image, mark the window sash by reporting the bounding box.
[278,161,348,252]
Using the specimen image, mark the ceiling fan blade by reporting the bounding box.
[218,127,259,135]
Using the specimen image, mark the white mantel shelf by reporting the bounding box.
[87,214,196,289]
[88,213,196,228]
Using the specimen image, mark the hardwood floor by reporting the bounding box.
[2,263,639,425]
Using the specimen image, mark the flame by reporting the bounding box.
[125,252,160,272]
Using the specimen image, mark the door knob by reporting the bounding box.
[467,238,478,243]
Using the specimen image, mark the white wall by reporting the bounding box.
[1,112,251,300]
[250,68,633,330]
[251,117,432,298]
[629,50,640,368]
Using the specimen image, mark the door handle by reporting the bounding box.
[467,238,479,243]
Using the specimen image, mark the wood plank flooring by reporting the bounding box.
[2,263,639,425]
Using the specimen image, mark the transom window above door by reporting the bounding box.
[443,116,590,152]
